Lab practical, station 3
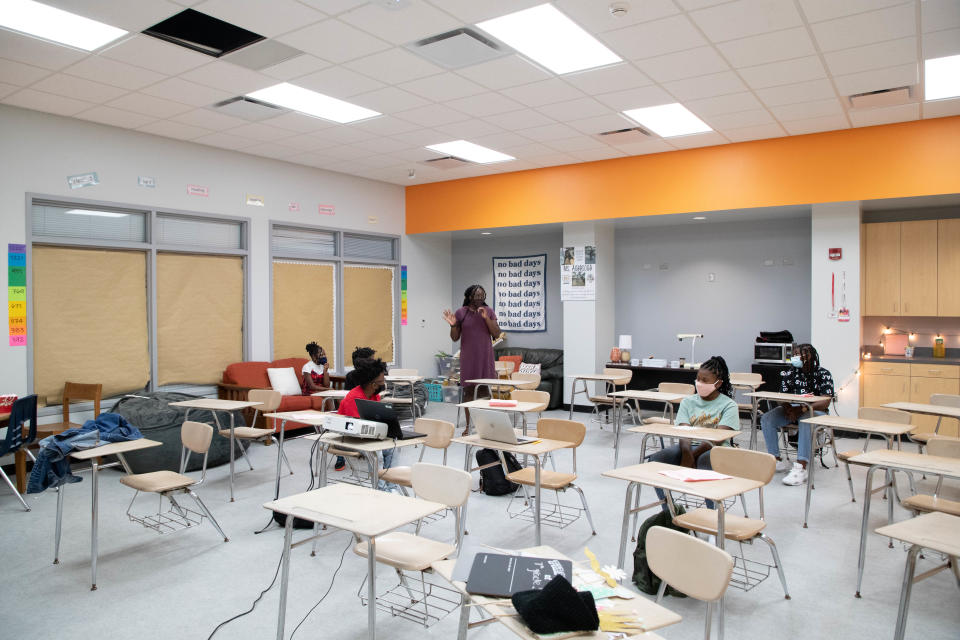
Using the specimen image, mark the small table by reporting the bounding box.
[455,398,546,434]
[168,398,263,502]
[462,378,524,402]
[882,401,960,441]
[566,372,628,420]
[311,389,348,412]
[849,449,960,598]
[383,375,424,420]
[744,391,831,453]
[627,423,739,463]
[453,433,570,545]
[433,544,682,640]
[305,431,426,490]
[800,415,916,528]
[265,483,445,640]
[53,438,162,590]
[874,512,960,640]
[609,390,687,467]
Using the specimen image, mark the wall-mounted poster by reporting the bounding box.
[560,245,596,301]
[492,254,546,332]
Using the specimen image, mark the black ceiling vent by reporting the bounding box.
[143,9,265,58]
[421,156,471,169]
[595,126,652,144]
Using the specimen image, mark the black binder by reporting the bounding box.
[465,552,573,597]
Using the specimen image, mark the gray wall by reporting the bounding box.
[614,216,812,373]
[452,232,563,349]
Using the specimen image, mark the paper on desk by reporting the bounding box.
[488,400,518,407]
[659,469,732,482]
[673,425,698,431]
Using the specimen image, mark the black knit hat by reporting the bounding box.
[510,575,600,634]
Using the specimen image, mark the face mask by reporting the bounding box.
[790,355,803,368]
[695,380,718,398]
[374,383,386,395]
[318,356,327,365]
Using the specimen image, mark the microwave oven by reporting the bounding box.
[754,343,793,363]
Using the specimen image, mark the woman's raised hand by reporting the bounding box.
[442,309,457,326]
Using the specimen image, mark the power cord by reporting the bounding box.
[206,549,283,639]
[289,534,354,639]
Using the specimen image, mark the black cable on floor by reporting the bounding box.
[206,549,284,639]
[289,534,354,639]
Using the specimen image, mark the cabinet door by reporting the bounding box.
[900,220,938,316]
[861,374,909,410]
[909,376,960,436]
[939,219,960,317]
[864,222,900,316]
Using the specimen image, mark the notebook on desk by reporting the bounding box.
[466,552,573,597]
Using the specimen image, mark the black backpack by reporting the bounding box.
[476,448,523,495]
[632,507,688,598]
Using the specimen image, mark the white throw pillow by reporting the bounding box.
[518,362,541,374]
[267,367,302,396]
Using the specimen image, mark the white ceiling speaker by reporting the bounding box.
[609,2,630,18]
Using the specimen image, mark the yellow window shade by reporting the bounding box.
[157,253,243,385]
[272,261,336,363]
[32,246,149,404]
[343,265,395,364]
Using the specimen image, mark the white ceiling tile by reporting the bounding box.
[833,63,919,97]
[296,66,385,98]
[3,88,93,116]
[0,30,87,70]
[303,124,377,144]
[297,0,358,14]
[107,92,194,118]
[472,130,538,149]
[781,113,850,135]
[810,4,916,53]
[849,102,919,127]
[445,92,525,117]
[923,97,960,119]
[0,82,19,98]
[242,141,301,159]
[224,122,298,141]
[276,19,391,63]
[433,118,505,139]
[339,1,462,45]
[514,122,582,142]
[391,127,450,147]
[722,122,787,141]
[138,120,212,140]
[503,142,562,158]
[483,109,556,131]
[456,55,552,90]
[169,108,247,130]
[390,146,448,162]
[635,47,729,83]
[261,54,330,81]
[689,0,802,42]
[554,0,680,33]
[565,113,638,134]
[562,63,652,95]
[546,135,607,152]
[180,61,274,94]
[140,77,232,107]
[798,0,911,24]
[569,147,628,162]
[395,103,471,127]
[44,0,183,32]
[64,55,167,90]
[399,72,486,101]
[526,152,579,166]
[922,0,960,33]
[704,108,776,129]
[770,97,845,121]
[267,112,336,133]
[665,131,729,149]
[923,28,960,59]
[344,48,443,85]
[716,27,817,68]
[756,78,837,106]
[606,138,673,155]
[675,0,733,10]
[101,35,211,75]
[349,86,430,114]
[268,131,332,151]
[594,85,675,111]
[685,91,763,116]
[500,79,584,107]
[601,15,707,60]
[351,136,418,154]
[74,105,157,128]
[352,115,423,136]
[0,58,52,86]
[824,37,917,76]
[31,73,128,103]
[436,0,543,24]
[194,0,326,38]
[662,70,747,100]
[739,56,827,89]
[535,97,611,121]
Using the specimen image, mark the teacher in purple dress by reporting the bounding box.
[443,285,501,427]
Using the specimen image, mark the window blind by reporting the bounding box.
[343,233,395,261]
[343,265,395,364]
[156,214,243,249]
[272,261,336,364]
[272,226,337,259]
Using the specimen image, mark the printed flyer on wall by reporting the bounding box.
[560,245,596,301]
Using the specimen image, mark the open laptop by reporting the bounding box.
[355,399,425,440]
[473,409,537,445]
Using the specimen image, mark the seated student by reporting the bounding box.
[760,343,834,487]
[344,346,375,391]
[302,342,330,394]
[337,357,395,484]
[648,356,740,511]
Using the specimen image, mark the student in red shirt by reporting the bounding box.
[337,357,393,476]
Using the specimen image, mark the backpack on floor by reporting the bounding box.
[476,448,522,496]
[632,506,688,598]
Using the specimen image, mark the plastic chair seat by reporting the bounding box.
[219,427,273,439]
[328,447,361,458]
[902,494,960,516]
[33,421,81,438]
[378,465,412,486]
[506,467,577,490]
[838,449,862,461]
[673,507,767,541]
[642,416,673,425]
[381,396,413,404]
[353,531,455,571]
[120,470,195,493]
[909,432,933,443]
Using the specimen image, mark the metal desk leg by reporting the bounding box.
[618,482,637,571]
[613,396,621,467]
[856,465,882,597]
[568,378,577,420]
[54,484,64,564]
[534,456,542,546]
[894,545,922,640]
[368,537,377,640]
[369,452,380,491]
[750,397,759,450]
[276,515,294,640]
[256,419,289,534]
[90,459,99,591]
[226,412,237,502]
[457,592,471,640]
[803,420,818,528]
[716,500,726,640]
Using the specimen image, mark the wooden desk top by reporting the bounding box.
[452,433,569,456]
[385,375,424,382]
[602,462,763,501]
[567,373,627,381]
[305,431,426,452]
[264,483,444,538]
[848,449,960,477]
[464,378,524,387]
[457,399,544,412]
[882,402,960,420]
[610,390,687,402]
[626,423,740,444]
[169,398,262,410]
[745,391,832,404]
[311,389,349,397]
[730,379,762,390]
[875,512,960,556]
[69,438,162,460]
[263,410,331,426]
[801,415,915,436]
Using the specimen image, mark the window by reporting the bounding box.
[272,260,336,364]
[343,264,396,364]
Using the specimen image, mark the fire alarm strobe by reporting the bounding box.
[829,248,842,260]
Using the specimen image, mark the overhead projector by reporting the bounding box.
[323,414,388,440]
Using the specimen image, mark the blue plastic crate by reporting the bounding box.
[424,382,444,403]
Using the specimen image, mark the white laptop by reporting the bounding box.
[473,409,537,445]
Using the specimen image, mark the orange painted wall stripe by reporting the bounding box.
[405,116,960,234]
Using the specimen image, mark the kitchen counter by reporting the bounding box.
[863,354,960,365]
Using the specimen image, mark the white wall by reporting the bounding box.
[0,105,406,396]
[399,232,452,377]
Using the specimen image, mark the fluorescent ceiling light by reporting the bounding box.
[476,4,621,75]
[0,0,127,51]
[925,54,960,101]
[246,83,380,124]
[65,209,127,218]
[622,103,713,138]
[481,232,492,235]
[693,216,706,220]
[426,140,515,164]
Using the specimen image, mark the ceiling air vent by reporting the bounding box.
[211,96,286,121]
[595,127,652,144]
[848,86,913,110]
[421,156,471,169]
[227,40,304,71]
[406,28,507,69]
[143,9,264,57]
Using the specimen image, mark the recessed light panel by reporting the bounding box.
[622,103,713,138]
[476,4,621,75]
[0,0,127,51]
[144,8,264,57]
[925,55,960,101]
[426,140,515,164]
[246,83,380,124]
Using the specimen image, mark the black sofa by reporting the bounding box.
[494,346,564,409]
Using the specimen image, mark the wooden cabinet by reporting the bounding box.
[939,219,960,317]
[899,220,938,316]
[864,222,901,315]
[862,373,909,409]
[861,362,959,436]
[909,375,960,436]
